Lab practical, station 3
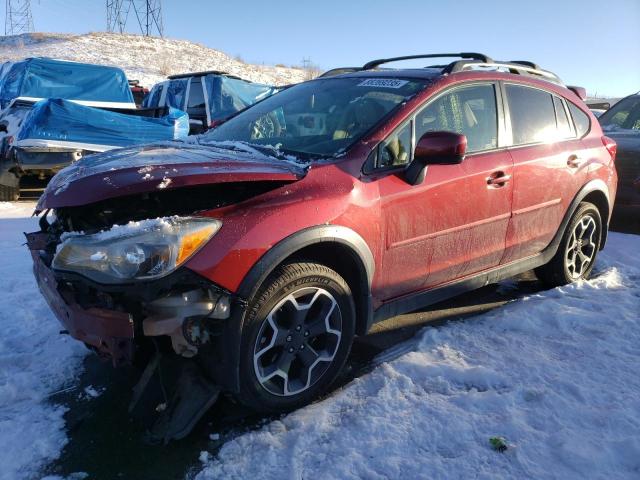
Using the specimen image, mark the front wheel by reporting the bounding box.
[237,262,355,413]
[535,202,602,287]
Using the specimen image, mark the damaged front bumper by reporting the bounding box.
[27,229,244,442]
[26,230,233,367]
[28,231,135,365]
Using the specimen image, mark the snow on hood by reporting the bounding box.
[37,141,307,210]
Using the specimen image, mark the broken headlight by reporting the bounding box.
[52,217,221,283]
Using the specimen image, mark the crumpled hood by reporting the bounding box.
[37,141,307,210]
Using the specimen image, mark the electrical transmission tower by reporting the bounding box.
[5,0,34,35]
[106,0,163,37]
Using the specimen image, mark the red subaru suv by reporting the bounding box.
[28,53,617,435]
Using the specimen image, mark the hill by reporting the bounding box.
[0,32,307,88]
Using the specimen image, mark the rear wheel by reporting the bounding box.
[237,262,355,412]
[535,202,602,287]
[0,184,19,202]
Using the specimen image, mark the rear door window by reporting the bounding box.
[505,84,556,145]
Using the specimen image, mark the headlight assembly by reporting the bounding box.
[52,217,221,283]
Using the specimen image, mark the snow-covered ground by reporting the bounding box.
[0,202,86,480]
[196,236,640,479]
[0,200,638,480]
[0,32,307,88]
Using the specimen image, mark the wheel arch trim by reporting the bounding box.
[550,179,610,253]
[236,224,375,301]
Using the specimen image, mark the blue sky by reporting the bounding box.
[24,0,640,97]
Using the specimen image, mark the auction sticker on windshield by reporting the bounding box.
[357,79,409,89]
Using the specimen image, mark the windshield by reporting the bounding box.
[599,96,640,132]
[200,77,427,158]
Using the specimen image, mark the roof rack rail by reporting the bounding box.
[168,70,242,80]
[510,60,540,69]
[317,67,362,78]
[443,59,563,85]
[362,53,492,71]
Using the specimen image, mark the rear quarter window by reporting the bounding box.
[567,102,591,137]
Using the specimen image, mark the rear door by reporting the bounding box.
[377,82,513,299]
[501,83,588,263]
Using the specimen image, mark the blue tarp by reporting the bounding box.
[0,57,134,109]
[143,73,278,121]
[17,98,189,148]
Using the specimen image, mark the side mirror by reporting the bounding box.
[405,131,467,185]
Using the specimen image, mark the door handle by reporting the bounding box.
[487,172,512,186]
[567,154,583,168]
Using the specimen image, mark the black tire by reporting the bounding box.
[535,202,602,287]
[236,262,355,413]
[0,184,19,202]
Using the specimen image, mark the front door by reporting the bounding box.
[377,83,513,300]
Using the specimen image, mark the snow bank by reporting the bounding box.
[196,233,640,480]
[0,202,86,480]
[0,32,307,89]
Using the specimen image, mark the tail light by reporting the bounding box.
[601,136,617,161]
[6,135,13,145]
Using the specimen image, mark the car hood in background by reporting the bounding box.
[36,141,307,210]
[604,129,640,151]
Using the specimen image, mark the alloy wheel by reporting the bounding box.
[253,287,342,396]
[565,214,597,279]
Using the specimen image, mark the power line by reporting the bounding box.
[5,0,34,35]
[106,0,163,37]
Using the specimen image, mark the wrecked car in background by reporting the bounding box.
[0,57,188,200]
[27,52,616,442]
[143,71,278,134]
[598,91,640,214]
[129,79,149,107]
[12,97,188,177]
[0,57,136,111]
